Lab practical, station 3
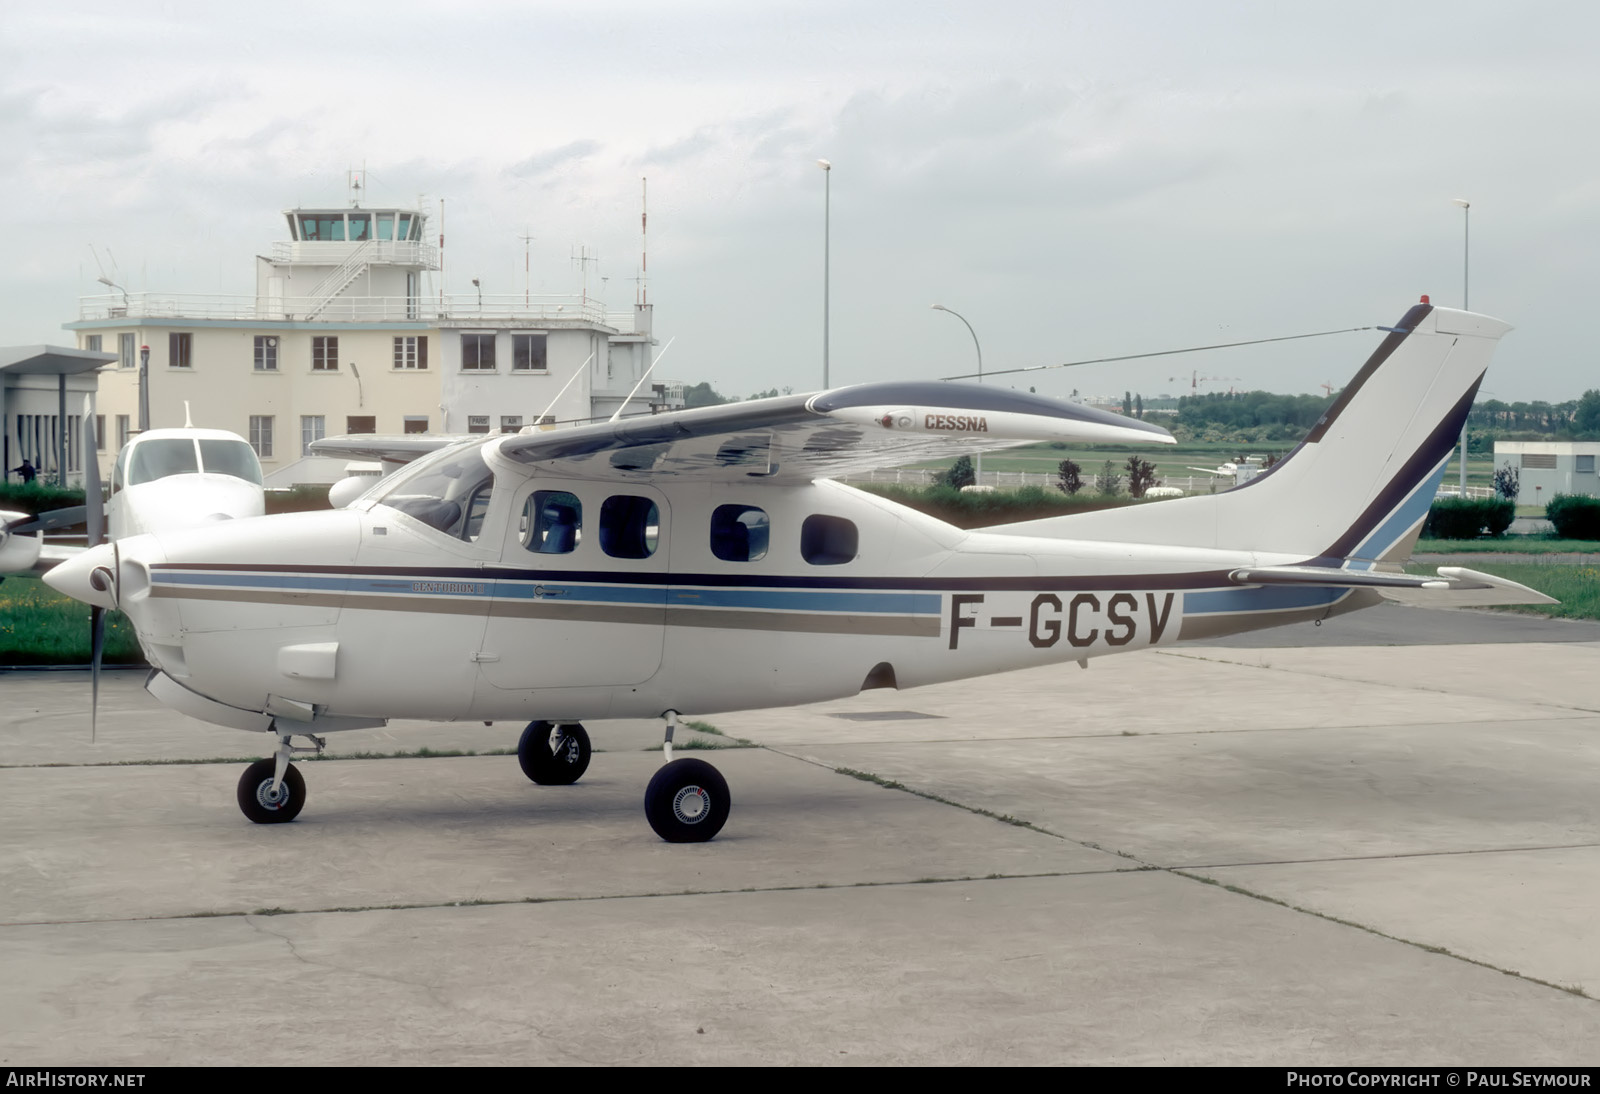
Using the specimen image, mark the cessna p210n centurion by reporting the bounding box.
[44,299,1550,842]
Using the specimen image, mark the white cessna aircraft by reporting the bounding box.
[43,299,1550,842]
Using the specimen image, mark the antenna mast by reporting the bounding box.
[519,228,534,307]
[639,177,648,306]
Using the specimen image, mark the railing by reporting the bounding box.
[303,240,379,317]
[1434,484,1496,500]
[76,292,626,329]
[269,240,440,268]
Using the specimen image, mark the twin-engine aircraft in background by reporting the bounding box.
[3,409,265,733]
[43,300,1551,842]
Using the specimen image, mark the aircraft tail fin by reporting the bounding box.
[990,300,1511,564]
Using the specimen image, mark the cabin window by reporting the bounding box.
[523,491,582,554]
[600,495,660,559]
[801,514,857,566]
[710,505,769,562]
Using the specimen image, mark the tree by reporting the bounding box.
[1134,393,1144,419]
[1576,389,1600,436]
[1095,460,1121,496]
[682,382,729,408]
[1056,459,1083,495]
[1494,462,1520,501]
[1122,391,1133,416]
[1125,455,1158,499]
[941,455,975,489]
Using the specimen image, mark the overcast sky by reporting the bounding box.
[3,1,1595,403]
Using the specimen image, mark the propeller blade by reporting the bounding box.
[9,506,87,535]
[90,604,104,744]
[82,394,103,546]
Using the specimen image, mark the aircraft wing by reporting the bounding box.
[309,434,470,464]
[1229,564,1556,607]
[494,381,1173,483]
[0,510,84,577]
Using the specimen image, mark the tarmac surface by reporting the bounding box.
[2,602,1599,1066]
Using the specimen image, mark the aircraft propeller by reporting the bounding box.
[80,394,106,742]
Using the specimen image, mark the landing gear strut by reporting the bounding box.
[644,710,729,843]
[237,731,324,824]
[518,721,591,785]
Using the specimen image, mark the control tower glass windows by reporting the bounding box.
[347,213,371,241]
[313,336,339,371]
[376,214,394,241]
[298,214,346,241]
[513,333,547,372]
[461,333,496,371]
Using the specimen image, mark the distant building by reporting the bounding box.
[64,197,680,485]
[1494,441,1600,504]
[1,345,117,488]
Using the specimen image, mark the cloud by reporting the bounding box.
[506,140,603,179]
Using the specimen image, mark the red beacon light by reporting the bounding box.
[1420,295,1430,304]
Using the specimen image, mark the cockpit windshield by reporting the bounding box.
[126,437,264,486]
[127,439,199,485]
[370,441,495,541]
[198,439,264,485]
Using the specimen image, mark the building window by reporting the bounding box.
[254,336,279,371]
[95,415,106,452]
[119,333,135,369]
[1521,453,1557,470]
[500,415,523,433]
[801,515,858,566]
[599,495,660,560]
[394,336,428,370]
[170,332,193,369]
[116,415,130,451]
[346,416,376,435]
[313,336,339,371]
[403,417,429,434]
[85,335,102,352]
[467,415,491,434]
[512,333,547,372]
[301,416,325,457]
[461,333,496,371]
[1578,455,1596,475]
[249,415,273,458]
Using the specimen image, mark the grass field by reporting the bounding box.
[1406,559,1600,621]
[0,577,144,665]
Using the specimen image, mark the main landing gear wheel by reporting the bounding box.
[518,721,592,785]
[237,759,306,824]
[644,758,730,843]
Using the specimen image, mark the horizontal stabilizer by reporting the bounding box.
[1376,566,1558,608]
[1231,564,1555,607]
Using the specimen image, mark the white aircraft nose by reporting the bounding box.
[43,542,120,610]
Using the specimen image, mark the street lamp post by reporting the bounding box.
[1453,197,1470,496]
[931,303,984,486]
[818,159,831,389]
[138,344,150,432]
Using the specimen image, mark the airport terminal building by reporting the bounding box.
[63,199,679,485]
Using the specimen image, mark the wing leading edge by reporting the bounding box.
[493,381,1173,483]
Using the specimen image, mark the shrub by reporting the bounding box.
[1423,497,1515,539]
[1545,494,1600,540]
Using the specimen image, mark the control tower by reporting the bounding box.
[257,206,439,321]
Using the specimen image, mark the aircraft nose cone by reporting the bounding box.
[43,542,119,610]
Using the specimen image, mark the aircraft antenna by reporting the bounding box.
[608,336,675,423]
[534,350,597,427]
[940,325,1380,382]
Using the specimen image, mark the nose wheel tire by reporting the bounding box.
[644,758,730,843]
[518,721,592,785]
[237,759,306,824]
